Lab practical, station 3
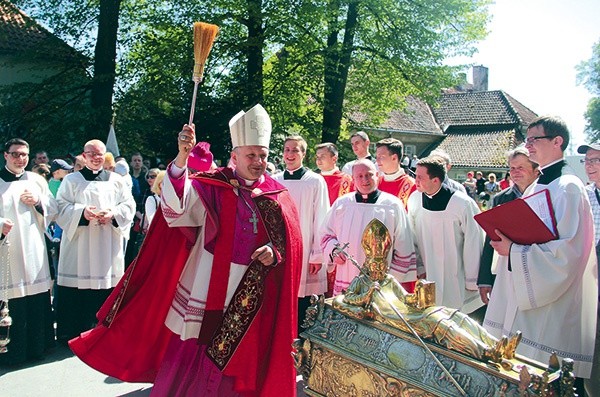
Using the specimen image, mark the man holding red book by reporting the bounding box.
[485,116,597,393]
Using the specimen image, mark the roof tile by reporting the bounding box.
[350,96,442,134]
[434,129,520,169]
[0,0,77,59]
[432,90,522,127]
[379,96,442,134]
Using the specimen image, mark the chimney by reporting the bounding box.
[472,65,488,92]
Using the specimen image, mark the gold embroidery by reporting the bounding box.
[207,263,269,367]
[206,194,288,369]
[102,265,132,327]
[258,199,286,258]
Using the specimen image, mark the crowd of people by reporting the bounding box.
[0,141,170,359]
[0,110,598,396]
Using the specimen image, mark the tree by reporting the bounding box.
[9,0,490,162]
[8,0,121,148]
[264,0,491,147]
[89,0,122,142]
[577,39,600,141]
[0,0,92,156]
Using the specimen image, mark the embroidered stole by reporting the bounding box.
[197,187,237,344]
[206,195,286,369]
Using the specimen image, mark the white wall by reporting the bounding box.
[565,155,587,184]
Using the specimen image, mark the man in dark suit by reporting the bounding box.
[474,147,539,321]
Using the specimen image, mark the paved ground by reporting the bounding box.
[0,344,152,397]
[0,344,307,397]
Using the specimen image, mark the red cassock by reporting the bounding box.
[378,174,417,293]
[378,174,416,212]
[69,169,303,396]
[321,170,353,206]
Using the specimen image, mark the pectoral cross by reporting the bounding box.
[249,212,259,234]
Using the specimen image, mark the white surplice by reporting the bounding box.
[273,170,329,297]
[160,170,246,340]
[0,172,56,298]
[407,189,484,314]
[484,168,598,377]
[321,191,417,296]
[56,171,135,289]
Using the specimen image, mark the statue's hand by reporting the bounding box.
[368,282,381,296]
[405,293,418,307]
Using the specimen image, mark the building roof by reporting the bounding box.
[431,90,537,130]
[434,129,520,169]
[378,96,443,134]
[0,0,77,59]
[350,96,443,135]
[503,92,538,126]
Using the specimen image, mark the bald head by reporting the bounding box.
[352,159,378,195]
[83,139,107,171]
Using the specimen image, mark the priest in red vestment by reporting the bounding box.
[314,142,353,297]
[375,138,417,292]
[69,104,303,397]
[314,143,353,206]
[375,138,416,212]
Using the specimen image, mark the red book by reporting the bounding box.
[474,189,558,245]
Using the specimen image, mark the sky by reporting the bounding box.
[452,0,599,153]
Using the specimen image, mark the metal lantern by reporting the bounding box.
[1,238,11,353]
[0,302,11,353]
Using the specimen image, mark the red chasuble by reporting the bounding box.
[69,168,303,396]
[378,174,417,292]
[378,174,416,211]
[321,170,353,297]
[321,171,353,206]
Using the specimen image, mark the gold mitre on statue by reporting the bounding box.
[361,219,392,271]
[228,104,272,148]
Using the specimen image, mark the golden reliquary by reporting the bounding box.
[293,219,576,396]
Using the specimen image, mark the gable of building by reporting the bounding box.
[0,0,79,60]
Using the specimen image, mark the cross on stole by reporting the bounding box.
[249,212,259,234]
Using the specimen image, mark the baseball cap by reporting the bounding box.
[577,143,600,154]
[50,159,73,173]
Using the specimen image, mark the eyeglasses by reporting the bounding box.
[581,158,600,165]
[84,151,105,158]
[525,135,557,145]
[146,174,157,179]
[7,151,29,159]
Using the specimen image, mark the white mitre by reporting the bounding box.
[228,104,272,148]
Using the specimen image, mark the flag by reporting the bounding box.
[106,124,120,156]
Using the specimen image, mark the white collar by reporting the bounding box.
[85,166,103,174]
[382,167,405,181]
[539,157,564,171]
[320,167,339,176]
[240,175,264,187]
[4,166,24,178]
[286,166,303,174]
[424,185,443,199]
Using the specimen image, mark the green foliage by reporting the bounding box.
[583,97,600,142]
[265,0,491,145]
[7,0,491,162]
[577,39,600,141]
[577,40,600,96]
[0,49,92,158]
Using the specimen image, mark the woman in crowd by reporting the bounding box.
[143,169,165,232]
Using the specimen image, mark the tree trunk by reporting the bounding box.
[322,0,359,144]
[246,0,264,107]
[89,0,121,142]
